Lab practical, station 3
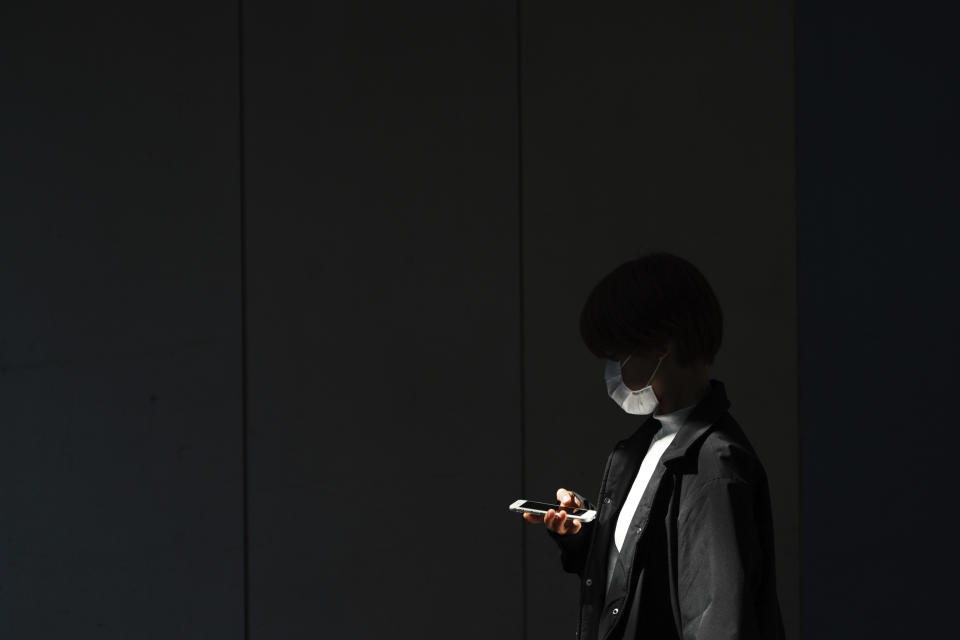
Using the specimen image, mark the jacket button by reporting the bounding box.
[611,608,619,615]
[604,497,611,504]
[585,578,593,586]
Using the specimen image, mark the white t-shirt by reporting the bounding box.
[605,401,698,595]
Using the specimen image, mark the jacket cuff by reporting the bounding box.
[571,490,592,511]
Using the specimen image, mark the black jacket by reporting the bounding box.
[547,379,785,640]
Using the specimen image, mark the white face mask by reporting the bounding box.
[604,351,666,415]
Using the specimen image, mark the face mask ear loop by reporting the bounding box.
[645,351,668,387]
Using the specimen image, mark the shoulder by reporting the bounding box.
[691,412,767,486]
[676,413,768,522]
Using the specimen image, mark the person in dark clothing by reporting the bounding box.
[523,252,786,640]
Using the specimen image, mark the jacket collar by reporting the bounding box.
[628,378,730,469]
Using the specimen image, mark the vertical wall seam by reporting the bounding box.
[791,0,803,638]
[238,0,250,637]
[792,0,802,633]
[516,2,527,640]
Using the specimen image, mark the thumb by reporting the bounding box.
[557,488,580,508]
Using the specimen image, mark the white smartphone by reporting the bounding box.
[509,498,597,522]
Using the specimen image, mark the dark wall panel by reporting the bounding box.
[0,3,243,638]
[798,1,960,637]
[520,2,798,639]
[243,3,522,637]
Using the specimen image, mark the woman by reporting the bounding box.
[523,251,785,640]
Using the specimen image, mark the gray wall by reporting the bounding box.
[242,2,522,637]
[0,2,243,637]
[1,1,799,639]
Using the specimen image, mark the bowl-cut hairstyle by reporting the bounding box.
[579,251,723,367]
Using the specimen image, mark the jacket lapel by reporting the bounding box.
[607,379,731,583]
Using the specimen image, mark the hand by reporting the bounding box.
[522,487,584,535]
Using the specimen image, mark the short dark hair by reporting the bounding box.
[579,251,723,366]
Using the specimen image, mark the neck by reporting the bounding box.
[654,368,711,414]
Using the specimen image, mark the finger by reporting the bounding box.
[556,488,582,509]
[522,512,544,523]
[544,508,558,533]
[560,512,582,534]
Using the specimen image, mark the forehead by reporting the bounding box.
[606,347,635,362]
[610,345,659,362]
[603,347,628,361]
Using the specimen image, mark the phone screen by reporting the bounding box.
[520,500,589,516]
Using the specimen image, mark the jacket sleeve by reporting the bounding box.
[677,477,763,640]
[546,489,596,578]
